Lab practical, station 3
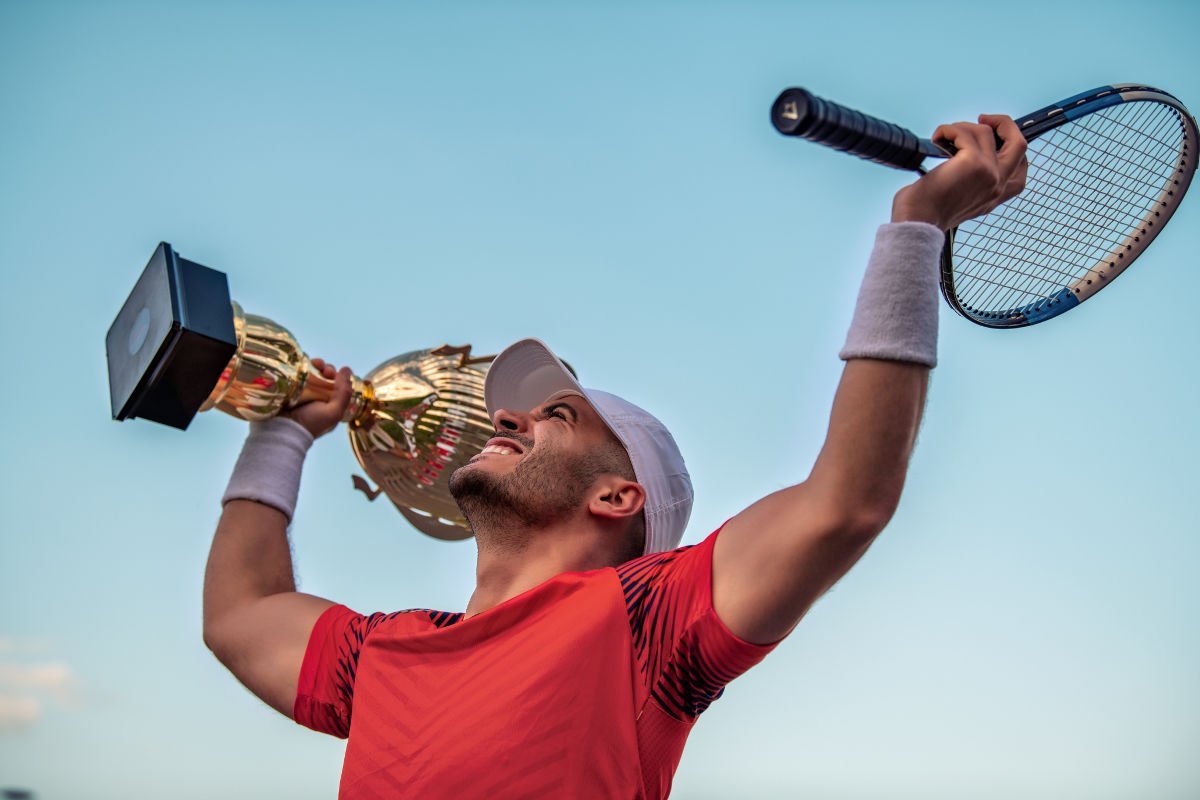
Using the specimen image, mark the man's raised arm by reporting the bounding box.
[712,116,1028,645]
[202,359,352,716]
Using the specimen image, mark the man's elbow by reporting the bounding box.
[202,621,224,659]
[202,614,238,666]
[842,507,894,542]
[831,495,900,544]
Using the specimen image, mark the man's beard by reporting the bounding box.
[449,435,594,552]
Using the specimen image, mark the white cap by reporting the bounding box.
[483,338,693,555]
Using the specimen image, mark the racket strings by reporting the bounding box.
[1021,142,1172,212]
[962,171,1157,262]
[955,226,1104,283]
[951,100,1184,317]
[956,102,1180,313]
[1100,109,1187,152]
[955,156,1165,285]
[956,102,1178,313]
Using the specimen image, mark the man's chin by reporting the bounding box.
[448,462,525,533]
[448,463,476,498]
[448,461,499,503]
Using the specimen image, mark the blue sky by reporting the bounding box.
[1,1,1197,797]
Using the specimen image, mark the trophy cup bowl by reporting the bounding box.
[105,242,496,540]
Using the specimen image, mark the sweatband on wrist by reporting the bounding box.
[839,221,945,368]
[221,416,315,522]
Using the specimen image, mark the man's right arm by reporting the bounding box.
[202,359,352,718]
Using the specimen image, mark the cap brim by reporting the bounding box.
[484,339,629,454]
[484,338,588,420]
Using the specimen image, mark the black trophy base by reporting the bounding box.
[105,242,238,430]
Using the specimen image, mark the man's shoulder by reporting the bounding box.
[614,538,708,587]
[349,607,465,640]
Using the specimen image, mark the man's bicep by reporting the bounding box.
[206,591,337,719]
[712,482,876,645]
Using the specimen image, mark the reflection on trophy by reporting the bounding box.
[105,242,498,540]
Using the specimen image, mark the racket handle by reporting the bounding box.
[771,88,937,172]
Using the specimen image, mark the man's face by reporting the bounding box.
[448,392,621,537]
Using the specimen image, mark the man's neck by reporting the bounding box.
[465,519,614,618]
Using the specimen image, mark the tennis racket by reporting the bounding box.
[771,85,1196,328]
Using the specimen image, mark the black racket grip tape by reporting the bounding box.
[771,88,926,172]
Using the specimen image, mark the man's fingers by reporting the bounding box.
[978,113,1027,177]
[980,114,1029,203]
[965,122,1000,160]
[311,357,337,380]
[935,122,1002,179]
[334,367,353,406]
[1007,155,1029,200]
[933,122,974,152]
[978,113,1024,152]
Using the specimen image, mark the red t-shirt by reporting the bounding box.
[294,527,778,799]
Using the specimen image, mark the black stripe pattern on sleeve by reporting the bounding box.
[333,612,388,714]
[331,609,463,714]
[650,625,730,720]
[420,609,465,628]
[617,546,731,721]
[618,549,688,690]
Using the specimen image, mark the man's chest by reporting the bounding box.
[339,573,645,797]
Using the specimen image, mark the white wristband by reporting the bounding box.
[221,417,315,522]
[839,221,945,368]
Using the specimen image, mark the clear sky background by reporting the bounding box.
[1,1,1197,798]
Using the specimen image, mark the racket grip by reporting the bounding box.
[771,88,928,171]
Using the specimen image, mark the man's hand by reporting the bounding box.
[286,358,353,438]
[892,114,1028,231]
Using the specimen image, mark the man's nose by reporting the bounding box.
[492,408,532,434]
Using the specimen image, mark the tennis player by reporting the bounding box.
[203,115,1027,798]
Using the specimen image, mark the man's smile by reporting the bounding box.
[476,435,528,458]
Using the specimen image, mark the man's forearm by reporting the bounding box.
[203,417,313,639]
[203,500,297,633]
[807,359,928,531]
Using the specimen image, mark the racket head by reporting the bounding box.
[940,85,1197,329]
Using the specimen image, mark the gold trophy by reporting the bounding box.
[105,242,496,540]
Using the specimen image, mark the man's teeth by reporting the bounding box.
[481,445,518,456]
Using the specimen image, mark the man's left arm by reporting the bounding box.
[713,115,1028,645]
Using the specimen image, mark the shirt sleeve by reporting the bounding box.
[293,604,388,738]
[615,525,780,722]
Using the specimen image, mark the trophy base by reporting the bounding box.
[106,242,238,430]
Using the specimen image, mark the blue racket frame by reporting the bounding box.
[941,84,1197,328]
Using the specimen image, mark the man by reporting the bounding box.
[203,115,1027,798]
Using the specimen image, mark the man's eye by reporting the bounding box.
[546,405,570,421]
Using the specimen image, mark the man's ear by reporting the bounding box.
[588,478,646,522]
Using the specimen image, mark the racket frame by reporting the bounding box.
[771,83,1197,329]
[939,85,1197,328]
